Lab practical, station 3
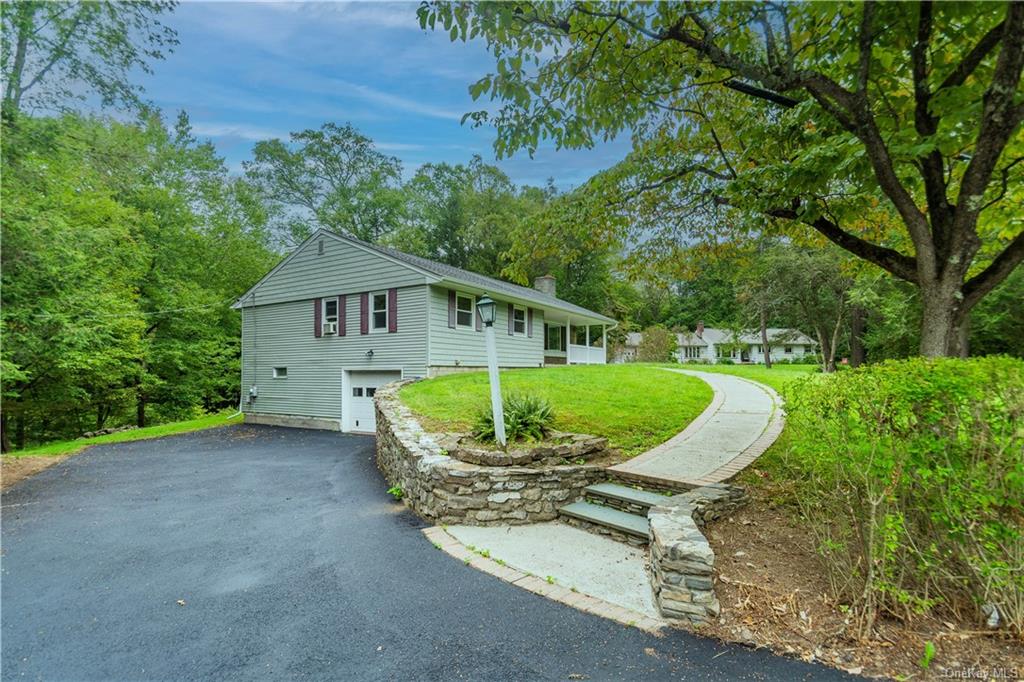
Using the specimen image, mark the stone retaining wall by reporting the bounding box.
[375,380,607,526]
[646,484,748,624]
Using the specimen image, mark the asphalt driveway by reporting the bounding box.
[1,425,847,681]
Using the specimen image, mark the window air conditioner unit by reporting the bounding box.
[322,321,338,335]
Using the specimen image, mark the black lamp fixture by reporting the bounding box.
[366,349,375,358]
[477,294,496,327]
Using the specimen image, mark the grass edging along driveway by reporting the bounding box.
[1,411,243,491]
[399,364,713,458]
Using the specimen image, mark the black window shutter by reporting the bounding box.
[314,298,322,338]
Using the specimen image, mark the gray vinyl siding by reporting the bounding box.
[240,286,429,419]
[427,285,545,368]
[247,236,428,306]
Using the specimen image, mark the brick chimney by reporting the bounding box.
[533,275,556,297]
[696,320,705,338]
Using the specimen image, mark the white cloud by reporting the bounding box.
[325,78,464,121]
[191,122,287,141]
[374,141,426,151]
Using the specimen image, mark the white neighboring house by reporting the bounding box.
[613,332,644,363]
[677,322,816,364]
[615,322,816,364]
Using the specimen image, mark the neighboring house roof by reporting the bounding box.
[679,327,816,345]
[234,229,615,324]
[628,327,817,347]
[676,332,708,347]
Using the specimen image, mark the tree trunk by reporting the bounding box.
[136,396,146,429]
[850,306,866,368]
[15,413,27,450]
[1,411,10,453]
[953,314,971,359]
[814,326,833,373]
[760,308,772,369]
[919,279,962,357]
[3,2,35,110]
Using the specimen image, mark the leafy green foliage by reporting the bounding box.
[473,393,555,444]
[1,1,178,112]
[421,1,1024,356]
[244,122,405,246]
[781,357,1024,636]
[637,326,677,362]
[1,111,276,450]
[387,485,404,501]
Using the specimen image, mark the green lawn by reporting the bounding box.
[660,363,818,394]
[7,411,243,458]
[400,364,714,457]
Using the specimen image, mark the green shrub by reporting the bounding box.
[473,393,555,445]
[781,356,1023,637]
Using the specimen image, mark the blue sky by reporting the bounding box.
[144,1,631,188]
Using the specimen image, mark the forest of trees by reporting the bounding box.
[2,1,1021,451]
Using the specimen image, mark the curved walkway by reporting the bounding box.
[610,369,783,488]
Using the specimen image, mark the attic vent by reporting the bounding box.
[318,240,325,255]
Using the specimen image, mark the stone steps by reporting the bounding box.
[583,482,669,514]
[558,500,650,542]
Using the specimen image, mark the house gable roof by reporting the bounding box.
[233,229,615,324]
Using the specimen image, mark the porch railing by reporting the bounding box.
[568,344,606,365]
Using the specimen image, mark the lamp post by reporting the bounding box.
[476,294,506,447]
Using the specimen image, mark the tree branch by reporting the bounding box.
[938,16,1007,91]
[911,1,953,247]
[857,1,876,93]
[766,205,919,283]
[961,230,1024,312]
[953,2,1024,236]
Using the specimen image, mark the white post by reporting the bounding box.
[565,317,571,364]
[585,324,590,364]
[602,325,607,364]
[484,322,506,446]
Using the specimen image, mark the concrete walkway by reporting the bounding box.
[445,522,659,619]
[610,369,783,488]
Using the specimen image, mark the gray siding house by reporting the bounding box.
[233,229,615,433]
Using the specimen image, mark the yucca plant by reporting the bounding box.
[472,393,554,445]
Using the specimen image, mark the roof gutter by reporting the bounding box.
[438,277,616,325]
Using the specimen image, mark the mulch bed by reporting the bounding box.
[687,473,1023,679]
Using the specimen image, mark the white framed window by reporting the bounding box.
[273,367,288,379]
[683,346,702,359]
[512,305,526,335]
[784,346,793,354]
[371,291,388,331]
[322,298,338,324]
[455,293,475,328]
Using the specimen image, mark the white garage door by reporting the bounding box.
[346,370,402,433]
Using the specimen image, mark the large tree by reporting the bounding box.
[1,0,178,112]
[422,1,1024,356]
[244,122,406,246]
